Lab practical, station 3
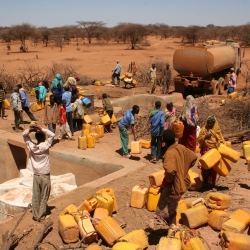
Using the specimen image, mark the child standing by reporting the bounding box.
[164,102,176,130]
[57,100,75,141]
[0,82,7,120]
[72,95,84,132]
[102,93,114,132]
[44,95,59,133]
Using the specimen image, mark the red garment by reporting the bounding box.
[200,144,217,186]
[179,122,196,151]
[59,106,67,125]
[161,178,171,187]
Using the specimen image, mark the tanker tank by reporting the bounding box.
[173,45,236,77]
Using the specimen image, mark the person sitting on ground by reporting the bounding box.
[17,84,37,122]
[57,100,75,141]
[44,95,59,133]
[10,87,23,132]
[51,74,63,92]
[72,95,84,132]
[179,95,199,151]
[35,81,47,103]
[149,101,164,163]
[0,82,7,120]
[53,83,63,105]
[198,116,225,187]
[102,93,114,132]
[164,102,176,130]
[23,125,54,222]
[155,129,197,225]
[118,105,139,158]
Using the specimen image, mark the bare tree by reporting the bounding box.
[206,24,220,40]
[184,25,203,44]
[41,28,51,46]
[157,23,170,39]
[61,25,74,44]
[76,21,106,44]
[239,23,250,47]
[121,23,147,49]
[101,27,113,43]
[0,28,12,44]
[11,23,36,51]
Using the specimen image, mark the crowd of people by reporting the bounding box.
[0,62,236,225]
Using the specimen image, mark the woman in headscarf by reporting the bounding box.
[64,77,79,100]
[72,94,84,132]
[35,82,47,103]
[164,101,176,130]
[51,74,63,92]
[179,95,199,151]
[198,116,225,186]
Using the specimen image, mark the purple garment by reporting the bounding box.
[190,106,196,125]
[53,88,63,101]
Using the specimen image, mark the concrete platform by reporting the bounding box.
[0,129,146,187]
[112,93,183,109]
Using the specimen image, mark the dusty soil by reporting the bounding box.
[0,37,250,249]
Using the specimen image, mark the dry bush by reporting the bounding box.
[241,61,250,93]
[0,61,92,93]
[134,60,170,87]
[196,96,250,135]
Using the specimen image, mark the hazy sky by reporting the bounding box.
[0,0,249,28]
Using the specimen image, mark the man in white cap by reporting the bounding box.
[227,68,237,94]
[111,60,122,87]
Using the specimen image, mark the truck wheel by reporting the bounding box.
[218,77,225,95]
[212,81,219,94]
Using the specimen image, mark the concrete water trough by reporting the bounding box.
[0,128,146,222]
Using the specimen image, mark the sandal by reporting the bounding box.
[149,158,157,163]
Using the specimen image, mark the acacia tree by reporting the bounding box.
[0,28,12,44]
[76,21,106,44]
[11,23,36,50]
[41,28,51,46]
[121,23,147,49]
[157,23,170,39]
[239,23,250,47]
[184,25,203,44]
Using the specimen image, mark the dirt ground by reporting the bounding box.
[1,37,250,249]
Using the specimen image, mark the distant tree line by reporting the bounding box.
[0,22,250,51]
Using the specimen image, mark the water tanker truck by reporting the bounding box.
[173,40,241,96]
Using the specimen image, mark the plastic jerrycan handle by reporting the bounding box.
[191,198,205,207]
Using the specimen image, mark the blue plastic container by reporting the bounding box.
[82,97,91,107]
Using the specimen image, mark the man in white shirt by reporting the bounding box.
[148,64,156,94]
[23,126,54,222]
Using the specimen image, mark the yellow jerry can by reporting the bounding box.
[78,136,87,150]
[157,236,181,250]
[218,144,240,163]
[199,148,221,169]
[130,185,148,209]
[147,186,160,212]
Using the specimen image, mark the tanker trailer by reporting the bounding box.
[173,40,241,97]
